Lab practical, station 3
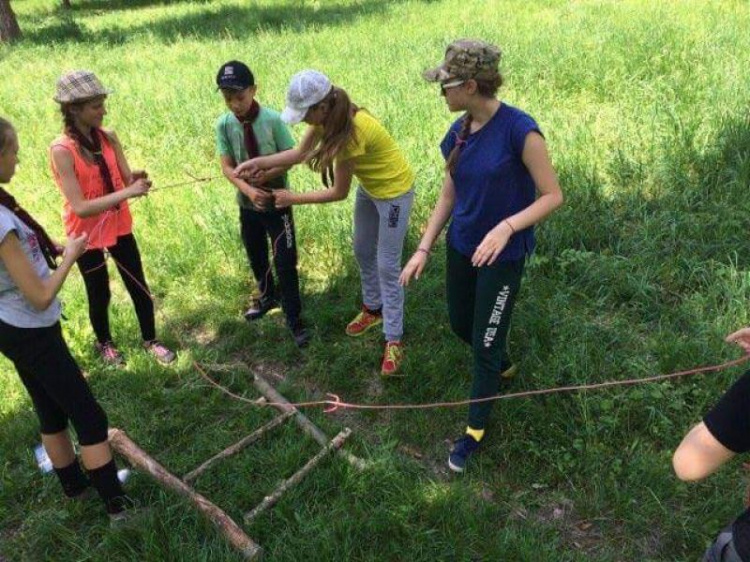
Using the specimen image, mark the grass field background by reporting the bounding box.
[2,0,750,560]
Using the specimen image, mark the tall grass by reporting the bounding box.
[2,0,750,560]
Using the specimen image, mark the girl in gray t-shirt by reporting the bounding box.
[0,117,135,521]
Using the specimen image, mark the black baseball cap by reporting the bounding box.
[216,61,255,91]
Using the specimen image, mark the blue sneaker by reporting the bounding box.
[448,434,481,473]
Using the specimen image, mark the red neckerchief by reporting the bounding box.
[241,100,261,159]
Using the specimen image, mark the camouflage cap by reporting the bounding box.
[423,39,501,83]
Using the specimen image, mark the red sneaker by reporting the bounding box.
[381,341,404,376]
[345,306,383,337]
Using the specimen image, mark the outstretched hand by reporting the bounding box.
[726,327,750,354]
[234,159,260,180]
[274,189,294,209]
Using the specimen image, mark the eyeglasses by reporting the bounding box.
[440,80,465,94]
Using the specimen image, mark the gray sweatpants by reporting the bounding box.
[352,186,414,342]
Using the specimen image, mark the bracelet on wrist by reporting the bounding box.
[504,219,516,234]
[416,248,430,255]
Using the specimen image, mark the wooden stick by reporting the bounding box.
[252,373,367,470]
[184,411,295,483]
[244,428,352,523]
[108,428,261,560]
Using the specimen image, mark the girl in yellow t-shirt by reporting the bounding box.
[235,70,414,376]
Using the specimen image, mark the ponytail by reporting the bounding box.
[305,87,358,187]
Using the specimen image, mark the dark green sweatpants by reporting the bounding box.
[446,244,525,430]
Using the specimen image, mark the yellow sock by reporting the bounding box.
[466,427,485,442]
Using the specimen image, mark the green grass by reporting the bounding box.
[2,0,750,559]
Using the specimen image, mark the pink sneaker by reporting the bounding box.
[95,341,125,366]
[143,340,177,365]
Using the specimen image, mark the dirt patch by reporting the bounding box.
[509,497,605,554]
[191,324,218,346]
[507,497,650,558]
[396,440,452,480]
[365,375,384,398]
[244,359,288,383]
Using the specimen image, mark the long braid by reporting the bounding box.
[445,112,473,175]
[62,108,118,200]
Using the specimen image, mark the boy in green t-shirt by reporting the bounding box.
[214,60,308,347]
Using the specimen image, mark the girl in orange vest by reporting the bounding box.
[50,70,176,366]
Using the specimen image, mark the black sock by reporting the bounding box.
[365,305,382,316]
[54,458,90,498]
[87,459,127,514]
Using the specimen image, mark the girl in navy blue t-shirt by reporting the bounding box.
[400,39,564,473]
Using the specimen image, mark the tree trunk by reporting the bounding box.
[0,1,21,42]
[61,0,71,8]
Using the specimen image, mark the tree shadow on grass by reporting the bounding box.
[396,110,750,441]
[63,0,213,11]
[23,0,424,46]
[392,113,750,561]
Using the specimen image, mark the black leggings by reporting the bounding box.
[76,233,155,343]
[240,206,302,324]
[0,320,108,445]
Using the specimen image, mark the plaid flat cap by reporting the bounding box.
[423,39,501,82]
[54,70,112,104]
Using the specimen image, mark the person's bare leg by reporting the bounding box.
[80,442,113,470]
[41,430,75,468]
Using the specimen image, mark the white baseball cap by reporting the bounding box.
[281,70,333,124]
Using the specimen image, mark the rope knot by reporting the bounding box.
[324,393,342,413]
